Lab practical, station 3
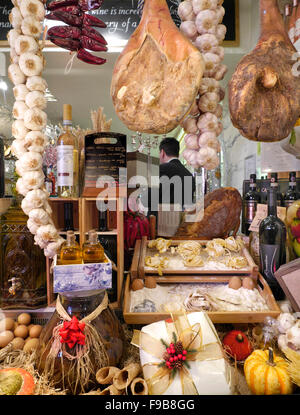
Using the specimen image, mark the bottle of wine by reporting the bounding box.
[243,174,261,235]
[63,202,74,231]
[57,104,78,198]
[98,200,108,232]
[259,189,286,300]
[270,173,283,206]
[0,135,4,198]
[283,171,299,208]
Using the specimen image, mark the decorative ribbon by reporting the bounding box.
[49,291,109,361]
[133,312,226,395]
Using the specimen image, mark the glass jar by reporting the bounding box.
[38,289,124,394]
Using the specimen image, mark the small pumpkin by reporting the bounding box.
[222,330,252,361]
[0,368,35,395]
[244,348,293,395]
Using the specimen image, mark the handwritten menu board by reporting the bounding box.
[83,132,126,197]
[0,0,239,45]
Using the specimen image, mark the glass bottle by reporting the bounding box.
[98,200,108,232]
[259,189,286,300]
[57,105,78,198]
[63,202,74,231]
[83,230,105,263]
[270,172,283,206]
[60,230,82,265]
[43,166,53,196]
[243,173,261,235]
[38,289,124,394]
[0,190,47,309]
[283,171,299,208]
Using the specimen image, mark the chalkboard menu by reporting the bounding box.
[0,0,239,46]
[83,132,127,197]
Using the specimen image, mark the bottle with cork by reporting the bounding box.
[60,230,82,265]
[57,104,79,198]
[82,230,106,263]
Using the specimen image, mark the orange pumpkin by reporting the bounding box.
[244,348,293,395]
[0,368,35,395]
[222,330,252,361]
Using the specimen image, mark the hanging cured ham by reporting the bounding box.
[228,0,300,142]
[110,0,204,134]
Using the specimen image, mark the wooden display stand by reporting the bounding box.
[46,194,125,309]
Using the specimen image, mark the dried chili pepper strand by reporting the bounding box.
[49,37,80,51]
[82,26,107,45]
[77,48,106,64]
[47,25,82,39]
[47,10,83,26]
[80,35,107,51]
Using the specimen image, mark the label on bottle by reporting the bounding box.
[249,204,286,233]
[260,243,281,277]
[244,201,257,224]
[57,145,74,187]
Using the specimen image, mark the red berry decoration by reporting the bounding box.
[222,330,252,361]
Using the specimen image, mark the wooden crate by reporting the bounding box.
[123,273,281,325]
[135,236,258,279]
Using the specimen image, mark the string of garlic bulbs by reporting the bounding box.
[8,0,64,258]
[178,0,227,171]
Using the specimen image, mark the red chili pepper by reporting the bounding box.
[47,0,78,11]
[80,35,107,51]
[49,36,80,51]
[50,5,82,15]
[78,0,103,11]
[47,10,83,26]
[83,13,106,28]
[82,25,107,45]
[47,25,82,39]
[77,48,106,65]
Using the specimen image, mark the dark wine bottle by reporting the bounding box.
[283,172,299,208]
[0,136,4,198]
[259,188,286,300]
[63,202,74,231]
[270,172,283,206]
[243,174,261,235]
[98,200,108,232]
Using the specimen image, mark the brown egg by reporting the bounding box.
[0,330,14,348]
[29,325,42,338]
[145,277,157,289]
[28,324,34,331]
[0,317,15,332]
[228,277,242,290]
[23,338,39,353]
[17,313,31,326]
[131,279,144,291]
[14,324,29,339]
[11,337,25,350]
[242,277,255,290]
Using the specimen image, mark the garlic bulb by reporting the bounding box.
[192,0,218,14]
[198,92,219,113]
[215,6,225,23]
[19,52,43,77]
[10,48,20,64]
[26,75,47,92]
[44,238,65,259]
[43,201,53,216]
[182,149,199,168]
[29,208,51,225]
[21,16,43,38]
[181,116,199,134]
[197,112,219,133]
[16,177,31,196]
[180,20,198,40]
[13,84,30,101]
[214,64,228,81]
[194,34,218,53]
[286,321,300,349]
[198,131,220,152]
[34,234,48,249]
[27,218,40,234]
[24,107,47,130]
[185,134,200,150]
[178,1,196,22]
[7,28,21,48]
[277,313,297,334]
[9,7,22,29]
[25,90,46,109]
[198,77,219,95]
[12,119,30,140]
[15,159,26,176]
[213,46,225,60]
[213,103,223,118]
[8,63,26,86]
[20,0,45,21]
[278,334,289,351]
[13,100,29,119]
[18,151,43,172]
[195,10,217,35]
[24,130,48,152]
[36,224,59,243]
[22,169,45,190]
[21,198,33,215]
[203,52,221,77]
[11,139,27,159]
[15,35,39,55]
[23,188,48,209]
[216,24,227,43]
[197,146,219,169]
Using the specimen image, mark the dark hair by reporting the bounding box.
[159,137,179,157]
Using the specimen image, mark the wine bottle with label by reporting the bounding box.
[259,188,286,300]
[57,105,78,198]
[270,172,283,206]
[283,171,299,208]
[243,174,261,235]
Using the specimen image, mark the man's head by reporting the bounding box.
[159,137,179,164]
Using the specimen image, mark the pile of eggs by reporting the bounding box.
[228,276,256,291]
[0,313,43,353]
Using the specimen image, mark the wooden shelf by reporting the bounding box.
[49,198,80,202]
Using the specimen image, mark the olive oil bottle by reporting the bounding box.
[60,230,82,264]
[83,230,105,263]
